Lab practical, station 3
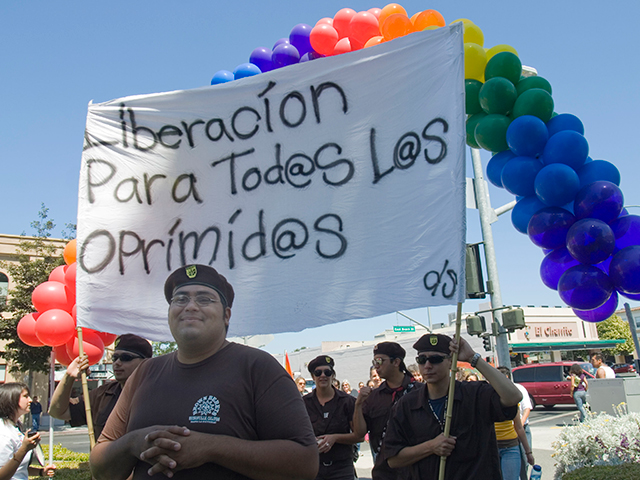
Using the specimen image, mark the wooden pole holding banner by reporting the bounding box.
[48,351,55,466]
[438,302,463,480]
[77,327,96,449]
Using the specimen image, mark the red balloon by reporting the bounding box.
[368,7,382,18]
[348,11,380,46]
[48,265,67,283]
[333,37,353,55]
[64,262,77,295]
[315,17,333,26]
[32,281,73,313]
[310,24,339,56]
[53,344,75,366]
[71,304,76,321]
[35,309,76,346]
[333,8,356,38]
[17,313,44,347]
[97,331,118,347]
[67,330,105,365]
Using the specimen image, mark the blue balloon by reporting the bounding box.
[546,113,584,137]
[512,196,546,234]
[619,290,640,301]
[486,151,515,188]
[558,265,613,310]
[566,218,615,264]
[272,43,300,68]
[577,160,620,188]
[542,130,589,170]
[528,207,576,250]
[289,24,313,56]
[534,163,580,206]
[573,290,618,322]
[610,215,640,252]
[574,181,624,222]
[610,245,640,295]
[250,47,273,73]
[211,70,234,85]
[501,156,543,196]
[233,63,261,80]
[506,115,549,158]
[540,247,580,290]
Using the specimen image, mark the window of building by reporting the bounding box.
[0,272,8,306]
[0,365,6,383]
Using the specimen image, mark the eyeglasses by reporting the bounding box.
[372,357,393,367]
[112,353,143,363]
[313,369,334,377]
[416,354,449,365]
[171,294,219,307]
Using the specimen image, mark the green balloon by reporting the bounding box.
[479,77,517,115]
[485,52,522,85]
[516,76,552,96]
[466,112,486,149]
[465,79,483,115]
[512,88,554,122]
[474,114,511,152]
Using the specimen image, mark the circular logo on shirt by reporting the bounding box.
[189,395,220,424]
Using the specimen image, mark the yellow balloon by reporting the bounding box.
[463,23,484,47]
[424,25,440,30]
[450,18,474,26]
[464,43,486,82]
[485,44,519,62]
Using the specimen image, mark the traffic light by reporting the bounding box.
[465,315,486,336]
[482,336,491,352]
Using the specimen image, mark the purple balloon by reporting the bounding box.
[574,181,624,222]
[273,38,290,49]
[558,265,613,310]
[487,150,516,188]
[610,245,640,295]
[507,115,549,158]
[534,163,580,207]
[540,248,579,290]
[512,196,546,234]
[573,290,618,322]
[542,130,589,170]
[272,43,300,68]
[289,24,313,56]
[566,218,615,264]
[609,214,640,253]
[619,290,640,301]
[528,207,576,250]
[501,156,543,196]
[250,47,273,73]
[300,51,322,62]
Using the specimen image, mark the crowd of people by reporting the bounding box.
[0,263,613,480]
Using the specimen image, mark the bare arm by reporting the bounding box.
[317,421,364,454]
[514,415,534,466]
[352,388,371,439]
[387,434,456,468]
[0,432,40,480]
[48,354,89,421]
[596,367,606,379]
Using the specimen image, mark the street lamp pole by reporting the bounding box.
[470,147,511,367]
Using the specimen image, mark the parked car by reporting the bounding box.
[512,362,595,409]
[612,363,636,374]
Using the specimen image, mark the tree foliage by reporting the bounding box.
[596,314,635,356]
[152,341,178,357]
[0,205,67,373]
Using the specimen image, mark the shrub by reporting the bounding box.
[30,444,91,480]
[562,463,640,480]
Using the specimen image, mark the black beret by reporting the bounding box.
[114,334,153,358]
[308,355,335,374]
[164,264,234,308]
[373,341,406,359]
[413,334,451,355]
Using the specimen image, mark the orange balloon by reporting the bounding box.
[381,13,414,41]
[364,36,384,48]
[413,9,446,30]
[63,239,76,265]
[378,3,408,34]
[410,12,420,25]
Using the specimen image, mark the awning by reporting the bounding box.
[509,339,625,353]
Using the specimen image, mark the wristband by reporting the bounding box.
[470,353,481,368]
[526,451,533,455]
[39,468,44,476]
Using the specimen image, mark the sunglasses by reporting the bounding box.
[416,354,449,365]
[112,353,143,363]
[372,357,394,367]
[313,369,334,377]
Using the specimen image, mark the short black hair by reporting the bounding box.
[0,383,29,421]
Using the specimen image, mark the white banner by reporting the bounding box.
[77,24,466,341]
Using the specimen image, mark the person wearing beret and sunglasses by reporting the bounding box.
[383,334,523,480]
[303,356,363,480]
[90,264,318,480]
[48,334,152,439]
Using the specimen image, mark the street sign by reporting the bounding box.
[393,326,416,333]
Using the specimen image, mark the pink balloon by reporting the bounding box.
[17,313,44,347]
[315,17,333,26]
[333,37,353,55]
[32,281,73,313]
[35,309,76,346]
[368,7,382,18]
[48,265,67,283]
[67,330,105,365]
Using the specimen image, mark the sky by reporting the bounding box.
[2,1,639,354]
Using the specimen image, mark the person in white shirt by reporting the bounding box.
[590,353,616,378]
[513,380,532,480]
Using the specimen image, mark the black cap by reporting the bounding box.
[164,264,235,308]
[114,334,152,358]
[308,355,335,374]
[413,334,451,355]
[373,341,406,359]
